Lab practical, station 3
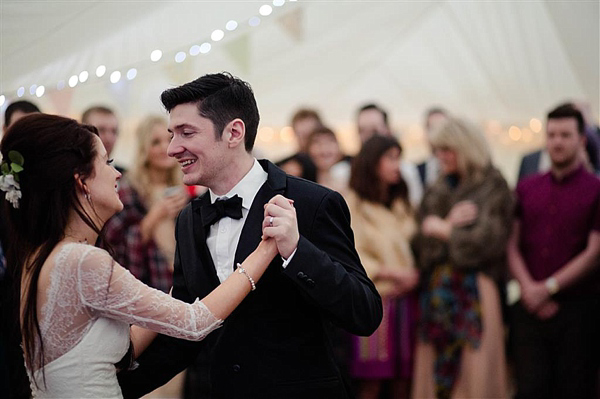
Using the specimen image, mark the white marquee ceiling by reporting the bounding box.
[1,0,599,177]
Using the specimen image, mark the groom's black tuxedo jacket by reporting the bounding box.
[119,160,382,399]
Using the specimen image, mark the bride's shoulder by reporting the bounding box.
[56,242,113,271]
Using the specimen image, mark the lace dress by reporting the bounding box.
[26,242,222,398]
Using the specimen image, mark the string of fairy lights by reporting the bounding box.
[0,0,293,108]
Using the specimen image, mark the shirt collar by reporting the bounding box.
[548,163,585,184]
[209,159,268,209]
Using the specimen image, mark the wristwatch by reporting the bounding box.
[545,277,559,295]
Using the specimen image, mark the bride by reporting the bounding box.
[0,113,277,398]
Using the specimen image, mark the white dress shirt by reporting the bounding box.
[207,159,267,283]
[424,157,440,186]
[538,150,551,174]
[400,160,424,207]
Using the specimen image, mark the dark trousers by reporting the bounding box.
[509,298,600,399]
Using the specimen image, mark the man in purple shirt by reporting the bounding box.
[507,103,600,398]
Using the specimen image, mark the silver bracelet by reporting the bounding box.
[237,264,256,291]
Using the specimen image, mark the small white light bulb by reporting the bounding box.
[189,45,201,56]
[175,52,186,63]
[211,29,224,41]
[79,71,89,83]
[259,5,273,16]
[200,43,212,54]
[96,65,106,77]
[110,71,121,84]
[126,68,137,80]
[226,20,238,31]
[150,49,162,62]
[68,75,79,87]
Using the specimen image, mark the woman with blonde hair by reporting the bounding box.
[411,118,513,398]
[346,135,419,399]
[103,115,189,293]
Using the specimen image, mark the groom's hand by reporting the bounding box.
[263,194,298,259]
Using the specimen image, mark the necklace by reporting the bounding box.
[64,235,89,244]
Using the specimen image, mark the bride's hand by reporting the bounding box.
[257,235,278,258]
[262,196,298,259]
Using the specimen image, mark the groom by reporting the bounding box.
[118,72,382,399]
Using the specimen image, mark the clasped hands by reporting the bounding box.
[520,279,560,320]
[261,194,299,260]
[422,200,479,241]
[379,266,420,297]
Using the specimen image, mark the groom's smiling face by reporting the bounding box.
[167,102,229,187]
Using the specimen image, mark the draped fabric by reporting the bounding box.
[419,263,482,398]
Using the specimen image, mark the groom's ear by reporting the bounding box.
[224,119,246,149]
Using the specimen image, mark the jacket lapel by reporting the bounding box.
[190,194,220,291]
[234,160,286,266]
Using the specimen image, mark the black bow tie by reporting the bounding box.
[201,195,243,227]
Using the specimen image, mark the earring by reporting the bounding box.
[84,193,91,201]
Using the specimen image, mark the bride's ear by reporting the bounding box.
[74,173,89,198]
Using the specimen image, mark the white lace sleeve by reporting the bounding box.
[76,246,222,341]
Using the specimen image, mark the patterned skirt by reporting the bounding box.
[411,273,508,398]
[350,295,417,379]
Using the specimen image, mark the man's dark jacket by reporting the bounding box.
[118,160,382,399]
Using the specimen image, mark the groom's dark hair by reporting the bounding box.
[161,72,260,152]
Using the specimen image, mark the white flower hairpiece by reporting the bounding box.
[0,150,24,209]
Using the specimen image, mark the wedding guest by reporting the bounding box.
[82,105,126,173]
[411,118,513,399]
[3,100,40,133]
[517,102,600,181]
[508,103,600,398]
[416,107,449,187]
[342,103,423,207]
[346,135,419,399]
[275,152,317,182]
[276,108,322,181]
[291,108,324,154]
[307,126,349,193]
[102,115,188,293]
[356,104,391,144]
[1,113,277,397]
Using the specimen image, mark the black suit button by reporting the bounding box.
[297,272,306,279]
[307,279,315,288]
[232,364,241,372]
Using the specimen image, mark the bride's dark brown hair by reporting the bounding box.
[1,113,104,388]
